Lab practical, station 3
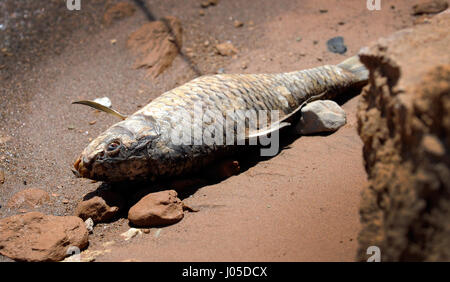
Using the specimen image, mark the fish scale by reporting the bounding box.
[74,56,368,182]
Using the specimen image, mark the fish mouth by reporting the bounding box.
[73,157,81,171]
[73,155,93,179]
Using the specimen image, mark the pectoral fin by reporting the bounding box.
[277,90,328,124]
[245,90,328,140]
[247,122,291,139]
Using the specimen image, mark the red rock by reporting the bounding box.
[128,190,184,227]
[75,190,124,223]
[234,20,244,28]
[215,42,238,56]
[0,212,88,262]
[6,188,50,209]
[127,17,182,78]
[412,0,448,15]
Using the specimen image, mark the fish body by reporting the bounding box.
[74,56,368,182]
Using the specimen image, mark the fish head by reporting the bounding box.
[74,115,161,182]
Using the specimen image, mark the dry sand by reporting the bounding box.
[0,0,424,261]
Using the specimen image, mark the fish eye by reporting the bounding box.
[106,140,121,152]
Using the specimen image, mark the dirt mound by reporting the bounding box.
[357,11,450,261]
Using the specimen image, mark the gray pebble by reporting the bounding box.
[327,36,347,54]
[295,100,347,135]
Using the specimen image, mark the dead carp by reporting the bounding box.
[74,55,368,182]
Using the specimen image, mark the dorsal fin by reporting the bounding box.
[72,100,128,120]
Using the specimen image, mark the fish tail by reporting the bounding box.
[337,55,369,82]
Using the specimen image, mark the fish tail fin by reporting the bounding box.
[337,55,369,83]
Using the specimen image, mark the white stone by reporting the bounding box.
[84,218,94,234]
[93,97,112,108]
[120,228,142,241]
[295,100,346,135]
